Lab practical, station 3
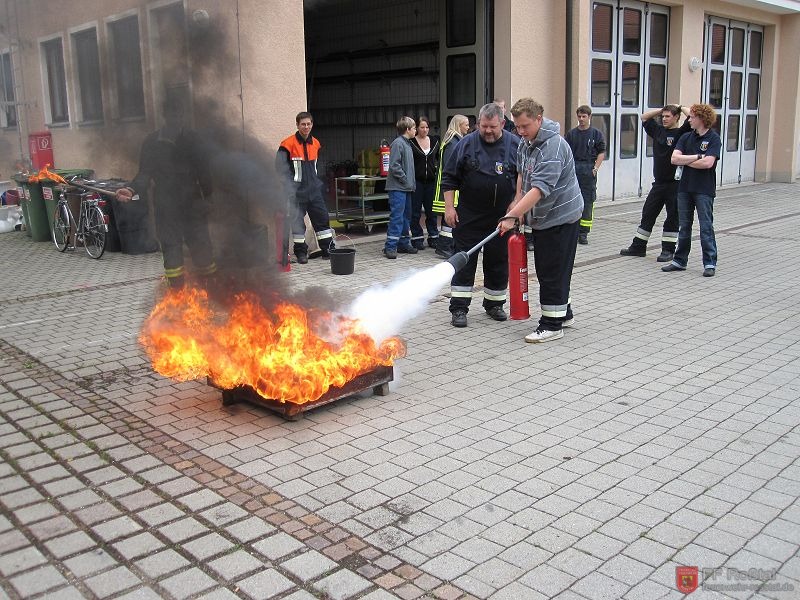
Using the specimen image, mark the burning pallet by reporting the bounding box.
[207,365,393,420]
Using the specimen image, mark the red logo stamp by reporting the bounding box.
[676,565,699,593]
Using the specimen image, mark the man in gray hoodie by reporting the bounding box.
[501,98,583,343]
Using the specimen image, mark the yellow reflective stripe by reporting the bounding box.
[451,287,473,298]
[662,232,678,242]
[164,266,184,277]
[483,288,507,301]
[195,263,217,276]
[541,304,567,317]
[579,218,593,228]
[292,236,306,243]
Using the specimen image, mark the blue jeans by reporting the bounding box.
[673,192,717,269]
[386,190,412,251]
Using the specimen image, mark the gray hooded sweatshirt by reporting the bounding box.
[517,117,583,230]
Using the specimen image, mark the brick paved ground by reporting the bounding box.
[1,182,798,600]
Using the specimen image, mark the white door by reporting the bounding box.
[589,1,670,200]
[439,0,488,131]
[703,18,763,185]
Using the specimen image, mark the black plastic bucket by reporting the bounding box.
[329,235,356,275]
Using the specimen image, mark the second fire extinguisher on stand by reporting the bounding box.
[379,139,390,177]
[507,220,530,320]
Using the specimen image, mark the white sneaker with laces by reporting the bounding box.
[525,328,564,343]
[562,317,574,328]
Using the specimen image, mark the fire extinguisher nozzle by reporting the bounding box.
[446,251,470,273]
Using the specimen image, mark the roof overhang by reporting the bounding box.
[721,0,800,14]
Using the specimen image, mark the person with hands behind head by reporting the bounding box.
[620,104,691,262]
[662,103,722,277]
[500,98,583,343]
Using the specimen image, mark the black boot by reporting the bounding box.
[620,239,646,257]
[657,244,675,263]
[435,235,454,259]
[293,242,309,264]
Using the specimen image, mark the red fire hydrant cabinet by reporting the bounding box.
[29,131,54,169]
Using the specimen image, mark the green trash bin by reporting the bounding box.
[12,174,50,241]
[41,169,94,239]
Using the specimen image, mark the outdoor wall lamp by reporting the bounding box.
[688,57,704,72]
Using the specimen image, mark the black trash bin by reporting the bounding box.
[82,178,156,254]
[111,195,158,254]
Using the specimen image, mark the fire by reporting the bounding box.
[28,164,67,184]
[139,287,406,404]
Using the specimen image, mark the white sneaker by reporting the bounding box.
[525,328,564,343]
[562,317,574,328]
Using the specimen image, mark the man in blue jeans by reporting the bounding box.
[383,116,418,259]
[662,103,722,277]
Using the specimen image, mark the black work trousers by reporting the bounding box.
[530,219,579,330]
[575,162,596,233]
[630,180,679,252]
[450,221,508,313]
[154,196,214,278]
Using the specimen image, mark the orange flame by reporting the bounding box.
[28,164,68,184]
[139,287,406,404]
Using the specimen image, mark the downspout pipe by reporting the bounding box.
[565,0,573,127]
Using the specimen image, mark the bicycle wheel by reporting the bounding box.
[83,206,107,259]
[52,204,70,252]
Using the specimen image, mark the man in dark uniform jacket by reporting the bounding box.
[441,103,519,328]
[565,105,605,245]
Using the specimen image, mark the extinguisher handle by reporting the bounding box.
[498,215,519,235]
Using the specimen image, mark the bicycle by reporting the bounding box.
[51,185,108,259]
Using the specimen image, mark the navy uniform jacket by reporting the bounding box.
[441,130,520,229]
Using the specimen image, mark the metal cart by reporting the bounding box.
[334,176,390,233]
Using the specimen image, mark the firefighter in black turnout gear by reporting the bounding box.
[116,98,216,289]
[441,103,519,328]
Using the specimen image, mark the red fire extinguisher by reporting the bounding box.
[379,139,390,177]
[508,220,530,320]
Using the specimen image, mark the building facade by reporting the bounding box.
[1,0,798,200]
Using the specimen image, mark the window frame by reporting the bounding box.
[105,9,146,121]
[0,48,17,128]
[69,22,105,125]
[38,33,71,126]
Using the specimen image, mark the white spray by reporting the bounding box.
[348,262,456,343]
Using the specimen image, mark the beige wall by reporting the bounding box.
[506,0,799,187]
[495,0,569,130]
[0,0,306,180]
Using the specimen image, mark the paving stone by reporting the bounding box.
[160,567,218,598]
[0,545,48,577]
[313,569,372,600]
[44,530,96,559]
[181,532,235,561]
[281,550,338,582]
[63,548,117,578]
[9,564,68,596]
[253,532,305,560]
[237,568,295,599]
[135,549,190,579]
[84,565,142,597]
[113,531,165,559]
[207,549,265,581]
